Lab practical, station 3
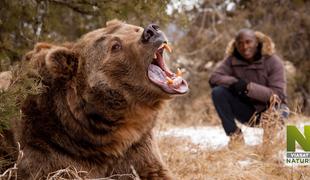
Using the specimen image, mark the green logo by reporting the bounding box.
[287,125,310,151]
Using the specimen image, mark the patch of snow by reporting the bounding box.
[159,125,263,150]
[241,125,264,145]
[159,121,310,150]
[160,126,228,149]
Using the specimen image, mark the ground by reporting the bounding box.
[157,115,310,180]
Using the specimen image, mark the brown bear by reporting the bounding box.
[13,20,188,179]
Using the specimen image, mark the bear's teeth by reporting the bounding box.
[166,76,183,88]
[154,53,157,59]
[166,77,173,84]
[157,44,172,53]
[163,44,172,53]
[172,76,183,88]
[176,68,182,77]
[158,44,165,50]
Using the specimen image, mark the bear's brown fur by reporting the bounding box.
[12,20,188,179]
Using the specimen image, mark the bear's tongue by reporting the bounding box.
[148,51,188,94]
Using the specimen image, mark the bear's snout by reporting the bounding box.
[141,24,166,46]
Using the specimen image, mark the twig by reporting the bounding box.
[197,9,207,37]
[0,142,24,180]
[130,165,141,180]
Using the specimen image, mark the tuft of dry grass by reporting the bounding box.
[1,148,141,180]
[0,143,23,180]
[46,165,141,180]
[45,166,140,180]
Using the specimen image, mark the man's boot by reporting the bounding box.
[228,128,245,149]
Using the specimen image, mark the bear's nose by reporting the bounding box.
[141,24,161,43]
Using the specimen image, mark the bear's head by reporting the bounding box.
[26,20,188,106]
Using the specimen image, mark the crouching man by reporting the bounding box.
[209,29,289,148]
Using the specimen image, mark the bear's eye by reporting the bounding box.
[111,42,122,52]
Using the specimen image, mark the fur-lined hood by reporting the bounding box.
[225,31,275,57]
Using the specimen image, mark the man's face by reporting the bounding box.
[235,33,258,60]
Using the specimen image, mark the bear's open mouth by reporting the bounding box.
[148,43,189,94]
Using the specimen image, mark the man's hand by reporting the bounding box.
[229,79,248,96]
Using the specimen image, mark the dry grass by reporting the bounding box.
[158,113,310,180]
[0,143,23,180]
[45,166,140,180]
[1,160,140,180]
[159,134,310,180]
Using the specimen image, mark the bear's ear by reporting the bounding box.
[45,47,79,80]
